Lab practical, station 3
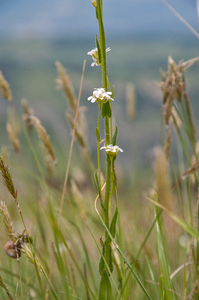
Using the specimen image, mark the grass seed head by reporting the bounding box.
[0,201,15,241]
[6,108,20,153]
[0,71,12,102]
[0,156,17,200]
[21,98,34,130]
[66,112,87,148]
[55,61,77,114]
[21,245,43,273]
[31,116,57,165]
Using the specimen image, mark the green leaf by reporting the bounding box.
[94,171,104,210]
[112,126,118,146]
[96,128,100,143]
[147,196,199,241]
[102,102,112,118]
[98,270,113,300]
[155,194,175,300]
[99,243,105,276]
[96,35,101,64]
[106,208,118,246]
[109,246,113,273]
[0,276,14,300]
[110,208,118,239]
[95,202,152,300]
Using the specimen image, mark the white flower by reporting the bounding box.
[87,88,114,104]
[100,144,123,155]
[87,47,111,67]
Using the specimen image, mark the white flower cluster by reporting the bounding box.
[87,47,111,67]
[87,88,114,104]
[100,144,123,155]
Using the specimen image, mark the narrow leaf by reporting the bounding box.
[99,243,105,276]
[96,35,101,64]
[94,172,104,210]
[98,270,113,300]
[96,128,100,143]
[108,208,118,243]
[102,102,112,118]
[112,126,118,146]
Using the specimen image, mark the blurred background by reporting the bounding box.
[0,0,199,193]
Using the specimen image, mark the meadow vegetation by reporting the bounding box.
[1,1,199,299]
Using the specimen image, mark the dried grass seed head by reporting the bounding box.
[6,108,20,153]
[30,116,56,164]
[21,245,43,273]
[154,149,173,210]
[21,98,34,130]
[0,71,12,102]
[0,201,15,241]
[66,112,87,148]
[55,61,77,113]
[0,156,17,200]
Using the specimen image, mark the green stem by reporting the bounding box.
[97,0,111,273]
[97,104,102,199]
[110,158,113,220]
[104,116,111,268]
[96,0,107,90]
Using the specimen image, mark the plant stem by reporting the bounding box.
[97,0,107,91]
[97,104,102,200]
[104,116,111,268]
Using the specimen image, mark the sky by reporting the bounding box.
[0,0,198,39]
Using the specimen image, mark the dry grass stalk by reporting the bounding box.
[66,112,86,148]
[125,83,136,120]
[174,160,199,190]
[0,156,17,200]
[30,116,57,165]
[191,141,199,184]
[55,61,77,114]
[58,60,86,227]
[171,106,182,129]
[183,90,196,145]
[21,98,34,130]
[0,71,12,102]
[159,0,199,40]
[40,142,54,178]
[0,201,15,241]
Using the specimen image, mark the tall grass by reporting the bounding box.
[0,1,199,299]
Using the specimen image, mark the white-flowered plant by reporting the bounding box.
[87,88,114,104]
[100,144,123,156]
[87,47,111,67]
